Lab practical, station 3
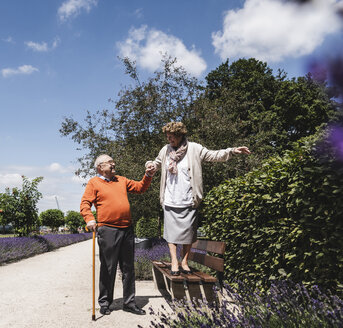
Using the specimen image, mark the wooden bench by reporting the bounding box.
[152,240,225,303]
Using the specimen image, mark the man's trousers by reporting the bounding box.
[97,225,135,308]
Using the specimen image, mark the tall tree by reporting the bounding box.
[60,57,338,222]
[39,209,65,232]
[60,56,202,220]
[189,59,339,196]
[0,176,43,236]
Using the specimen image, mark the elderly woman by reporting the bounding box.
[146,122,250,275]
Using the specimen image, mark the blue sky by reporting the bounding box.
[0,0,342,213]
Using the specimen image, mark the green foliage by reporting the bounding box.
[202,131,343,294]
[191,59,339,198]
[60,57,338,222]
[65,211,84,233]
[60,56,202,220]
[135,216,159,238]
[39,209,65,231]
[0,176,43,236]
[134,258,154,280]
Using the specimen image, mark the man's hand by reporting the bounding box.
[145,163,156,177]
[87,220,97,232]
[234,146,251,155]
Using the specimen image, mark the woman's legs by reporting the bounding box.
[181,244,192,271]
[168,243,192,271]
[168,243,179,271]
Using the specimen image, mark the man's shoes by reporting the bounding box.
[100,306,111,315]
[109,302,116,311]
[170,270,180,276]
[123,304,146,315]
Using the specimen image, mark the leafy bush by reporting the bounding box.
[39,209,65,231]
[202,131,343,294]
[135,217,159,238]
[147,281,343,327]
[65,210,84,233]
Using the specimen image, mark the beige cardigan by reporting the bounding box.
[146,142,236,208]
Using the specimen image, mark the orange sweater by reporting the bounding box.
[80,175,152,228]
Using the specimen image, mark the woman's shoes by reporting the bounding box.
[170,265,193,275]
[170,270,180,276]
[179,266,192,274]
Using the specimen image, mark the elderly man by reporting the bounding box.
[80,154,155,316]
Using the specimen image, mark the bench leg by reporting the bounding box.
[152,266,158,289]
[162,273,174,299]
[183,280,191,302]
[215,282,223,305]
[198,280,207,302]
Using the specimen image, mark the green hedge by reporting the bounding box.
[135,217,159,238]
[202,132,343,294]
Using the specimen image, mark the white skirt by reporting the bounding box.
[163,205,198,244]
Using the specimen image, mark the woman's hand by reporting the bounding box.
[234,146,251,155]
[145,163,156,177]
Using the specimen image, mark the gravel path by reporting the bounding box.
[0,239,168,328]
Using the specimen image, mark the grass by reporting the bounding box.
[0,234,15,238]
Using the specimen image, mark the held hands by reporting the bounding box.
[234,146,251,155]
[145,163,156,177]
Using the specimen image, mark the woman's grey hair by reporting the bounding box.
[162,122,187,136]
[94,154,112,171]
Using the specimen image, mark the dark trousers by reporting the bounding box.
[97,225,135,307]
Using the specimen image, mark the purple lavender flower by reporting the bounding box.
[148,281,343,327]
[327,125,343,161]
[0,233,92,265]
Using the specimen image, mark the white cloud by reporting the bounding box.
[71,175,88,184]
[2,36,14,44]
[117,25,207,77]
[25,41,48,52]
[0,173,22,189]
[25,37,60,52]
[58,0,98,22]
[133,8,143,19]
[48,163,66,173]
[0,164,86,213]
[52,37,61,49]
[1,65,39,78]
[212,0,342,63]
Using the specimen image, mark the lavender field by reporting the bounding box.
[0,233,92,265]
[134,238,175,280]
[148,281,343,327]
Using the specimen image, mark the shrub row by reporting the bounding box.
[202,132,343,294]
[135,216,160,238]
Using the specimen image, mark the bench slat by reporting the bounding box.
[191,240,226,255]
[188,252,224,272]
[152,261,216,283]
[192,270,217,283]
[152,261,184,281]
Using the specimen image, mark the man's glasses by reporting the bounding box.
[100,161,115,167]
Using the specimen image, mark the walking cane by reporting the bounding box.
[86,226,96,321]
[92,230,96,321]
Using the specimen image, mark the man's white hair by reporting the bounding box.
[94,154,113,171]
